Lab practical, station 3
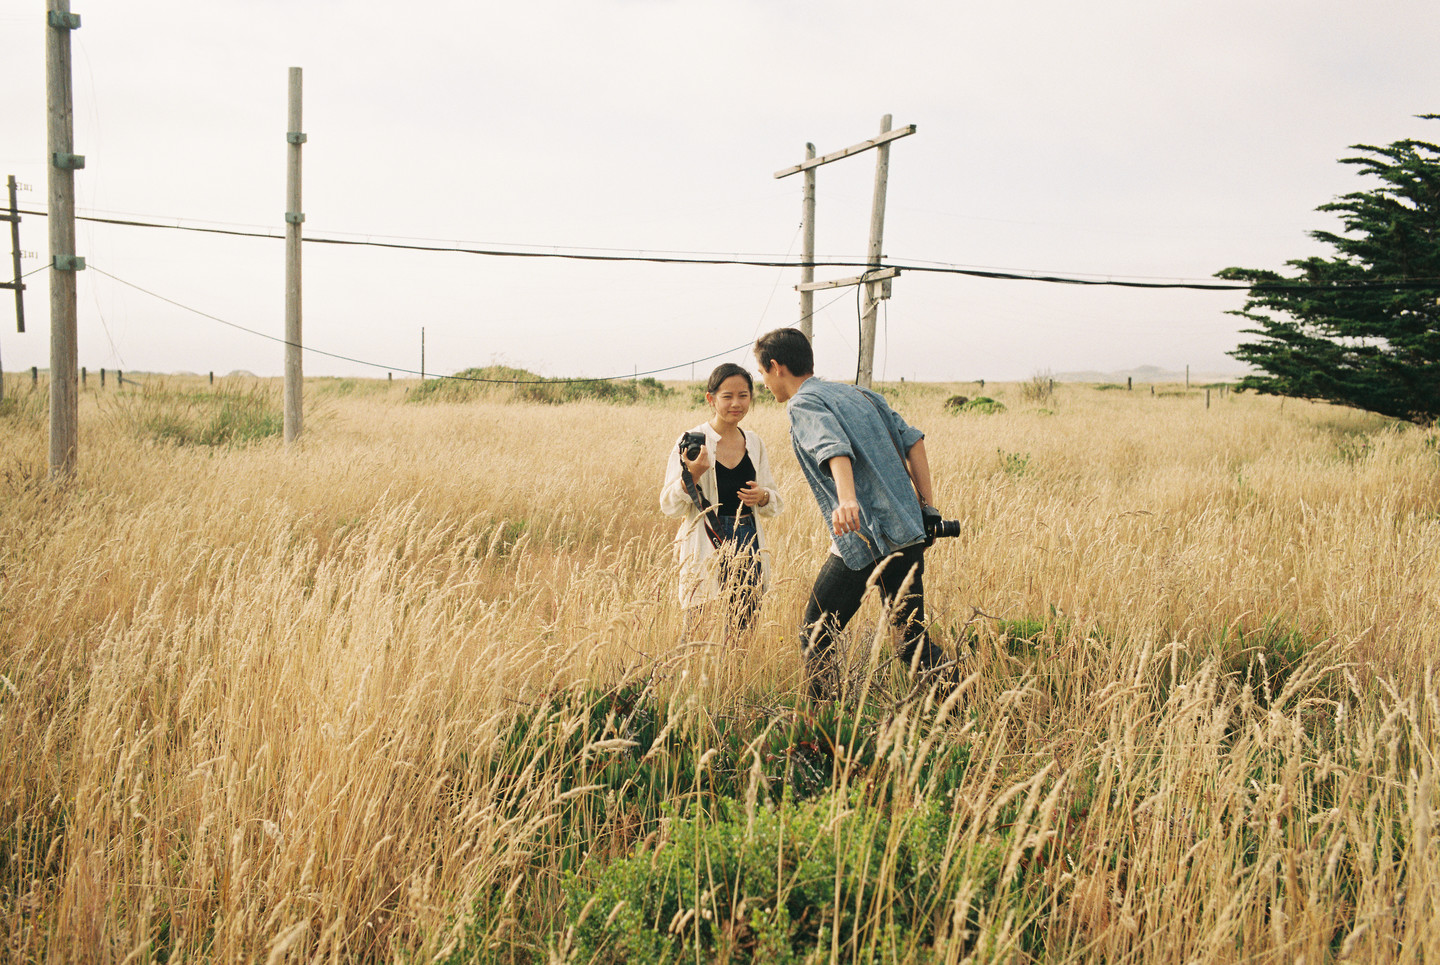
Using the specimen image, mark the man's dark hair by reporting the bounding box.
[754,327,814,376]
[706,362,753,394]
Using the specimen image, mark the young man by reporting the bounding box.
[754,327,947,699]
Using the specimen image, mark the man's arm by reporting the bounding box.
[826,455,861,536]
[905,438,936,506]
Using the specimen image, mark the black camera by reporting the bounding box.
[922,505,960,545]
[679,430,707,461]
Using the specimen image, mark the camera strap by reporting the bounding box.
[680,464,724,549]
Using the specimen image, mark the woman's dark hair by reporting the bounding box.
[707,362,753,394]
[754,327,814,376]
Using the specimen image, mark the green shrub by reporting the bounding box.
[442,685,976,963]
[562,789,1005,964]
[411,367,674,405]
[996,449,1030,476]
[956,396,1006,415]
[114,382,282,447]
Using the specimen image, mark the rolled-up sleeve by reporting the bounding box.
[887,406,924,453]
[788,396,853,468]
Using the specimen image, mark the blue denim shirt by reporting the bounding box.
[787,378,925,569]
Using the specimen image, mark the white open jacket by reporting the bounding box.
[659,422,784,608]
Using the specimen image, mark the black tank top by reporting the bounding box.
[714,450,756,518]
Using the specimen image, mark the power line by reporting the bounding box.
[19,206,1440,293]
[88,265,757,385]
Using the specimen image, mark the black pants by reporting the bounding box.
[800,543,941,697]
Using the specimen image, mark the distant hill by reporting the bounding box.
[1052,364,1249,384]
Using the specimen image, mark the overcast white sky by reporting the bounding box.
[2,1,1438,383]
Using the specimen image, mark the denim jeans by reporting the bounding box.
[713,514,761,633]
[800,542,941,698]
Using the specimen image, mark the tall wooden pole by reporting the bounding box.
[799,143,816,340]
[283,66,304,443]
[2,176,23,403]
[47,1,83,477]
[776,120,915,379]
[857,115,892,389]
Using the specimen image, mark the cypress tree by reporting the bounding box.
[1218,118,1440,424]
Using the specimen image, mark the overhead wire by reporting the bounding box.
[88,266,757,385]
[18,206,1440,293]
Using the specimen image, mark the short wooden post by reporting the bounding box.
[117,368,122,385]
[99,367,104,387]
[1206,388,1211,409]
[1185,365,1190,390]
[1150,385,1154,396]
[208,371,213,385]
[1127,376,1132,390]
[387,372,392,382]
[32,366,38,386]
[80,365,85,387]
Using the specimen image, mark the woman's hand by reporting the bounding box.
[683,445,711,479]
[737,481,769,508]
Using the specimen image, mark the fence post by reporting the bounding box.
[1206,388,1211,409]
[99,367,104,388]
[31,366,37,387]
[81,365,85,388]
[1127,376,1132,391]
[209,371,213,385]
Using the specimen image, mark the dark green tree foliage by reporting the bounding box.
[1218,122,1440,423]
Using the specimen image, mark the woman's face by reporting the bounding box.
[707,374,753,425]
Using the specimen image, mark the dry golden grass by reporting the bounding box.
[1,375,1437,962]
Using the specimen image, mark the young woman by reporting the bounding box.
[660,362,783,635]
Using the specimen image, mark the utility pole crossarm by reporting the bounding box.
[773,124,916,179]
[795,266,900,292]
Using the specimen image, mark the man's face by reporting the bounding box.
[756,359,787,402]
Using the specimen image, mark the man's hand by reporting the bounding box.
[831,497,861,537]
[827,455,861,537]
[922,504,942,548]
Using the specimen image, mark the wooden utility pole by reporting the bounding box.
[47,1,83,477]
[1,175,29,403]
[776,116,914,388]
[857,115,894,389]
[283,66,305,443]
[799,143,816,340]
